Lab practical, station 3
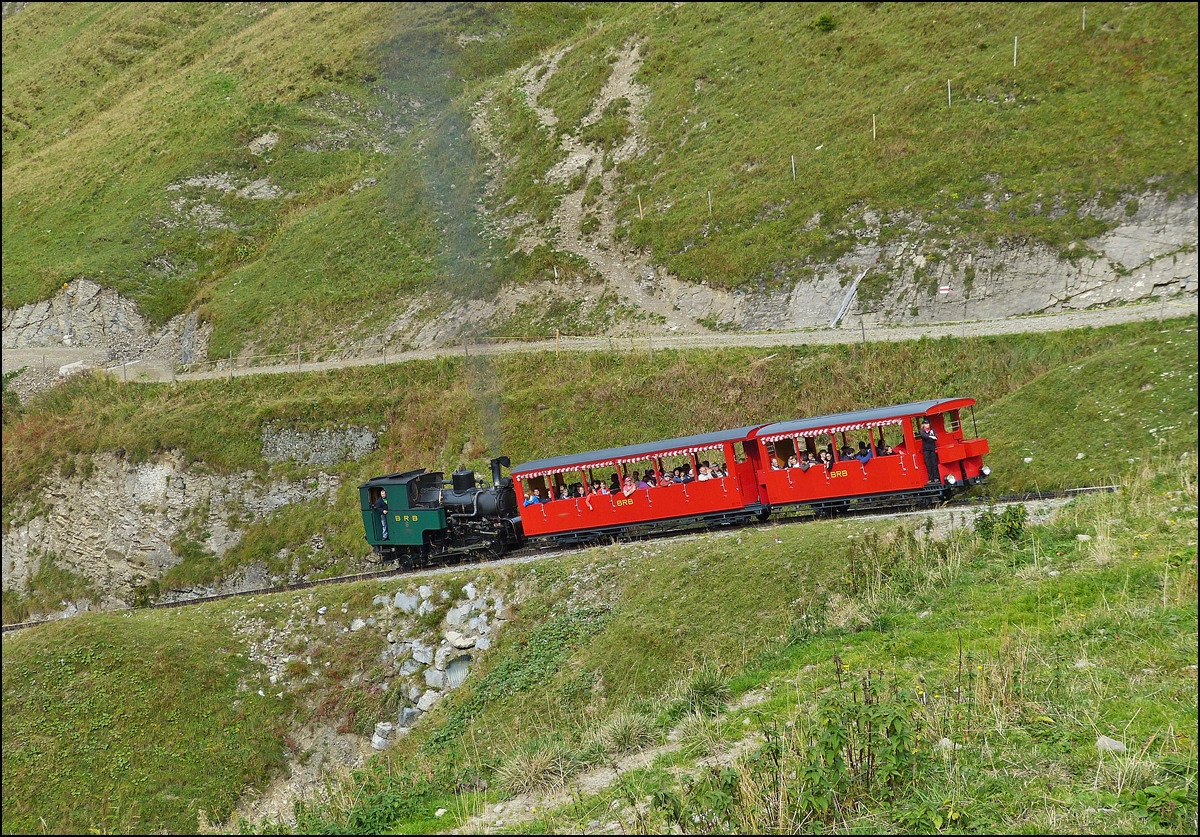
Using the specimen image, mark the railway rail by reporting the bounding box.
[1,484,1117,635]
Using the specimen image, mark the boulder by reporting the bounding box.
[411,639,433,664]
[1096,735,1127,754]
[425,668,446,689]
[446,630,476,650]
[394,592,419,613]
[371,722,395,750]
[417,690,441,712]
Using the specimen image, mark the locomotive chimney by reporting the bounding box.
[490,456,510,487]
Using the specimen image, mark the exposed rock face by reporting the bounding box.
[644,191,1198,330]
[261,423,378,467]
[2,278,211,364]
[1,450,339,609]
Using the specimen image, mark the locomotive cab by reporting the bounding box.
[360,470,448,558]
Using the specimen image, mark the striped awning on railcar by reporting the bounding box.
[512,426,759,479]
[753,398,975,444]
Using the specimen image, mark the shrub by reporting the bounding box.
[677,710,724,759]
[685,669,732,716]
[593,709,657,756]
[974,504,1028,541]
[494,740,579,796]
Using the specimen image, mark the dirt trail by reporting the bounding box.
[450,703,769,835]
[159,298,1196,383]
[544,41,704,332]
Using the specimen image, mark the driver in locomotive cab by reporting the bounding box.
[374,490,389,539]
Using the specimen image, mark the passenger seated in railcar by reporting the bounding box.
[819,449,834,471]
[856,441,874,463]
[609,473,621,493]
[786,454,799,468]
[621,476,637,497]
[523,488,543,505]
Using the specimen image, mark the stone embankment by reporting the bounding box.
[227,577,512,829]
[2,193,1194,392]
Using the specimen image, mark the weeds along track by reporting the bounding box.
[0,486,1116,635]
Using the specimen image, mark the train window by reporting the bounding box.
[771,437,796,465]
[733,443,747,463]
[944,411,961,432]
[523,477,548,501]
[814,433,834,460]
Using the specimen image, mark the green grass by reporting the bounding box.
[1,609,291,834]
[3,447,1194,833]
[5,3,1196,352]
[977,326,1199,492]
[1,2,596,352]
[486,2,1199,290]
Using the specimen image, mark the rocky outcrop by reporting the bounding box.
[228,577,513,829]
[639,191,1198,330]
[261,423,378,467]
[2,278,211,364]
[1,450,339,609]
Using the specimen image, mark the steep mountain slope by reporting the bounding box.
[3,2,1197,359]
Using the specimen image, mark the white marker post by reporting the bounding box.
[1014,36,1018,68]
[947,79,952,107]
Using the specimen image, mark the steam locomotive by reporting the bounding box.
[359,456,523,565]
[359,398,991,567]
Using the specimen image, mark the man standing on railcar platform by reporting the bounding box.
[919,421,939,484]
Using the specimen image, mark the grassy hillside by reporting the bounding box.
[4,446,1194,833]
[4,3,1196,354]
[2,316,1194,618]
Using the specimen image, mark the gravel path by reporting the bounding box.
[167,298,1195,383]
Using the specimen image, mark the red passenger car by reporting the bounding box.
[748,398,990,514]
[511,427,765,543]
